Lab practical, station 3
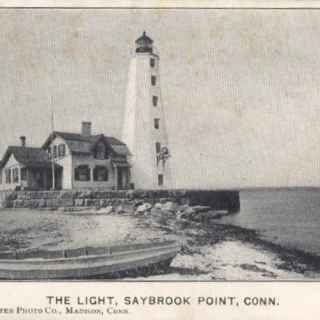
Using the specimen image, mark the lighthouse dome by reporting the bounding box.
[135,31,153,53]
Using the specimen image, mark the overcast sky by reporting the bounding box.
[1,9,320,188]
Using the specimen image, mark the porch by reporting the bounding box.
[112,159,131,190]
[17,165,62,191]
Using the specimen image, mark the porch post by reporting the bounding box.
[18,167,21,184]
[114,165,118,190]
[127,167,131,189]
[125,167,129,189]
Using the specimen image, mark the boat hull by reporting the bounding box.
[0,241,180,280]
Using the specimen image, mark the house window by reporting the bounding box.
[53,145,57,158]
[158,174,164,186]
[75,165,90,181]
[154,118,160,129]
[12,168,19,183]
[58,144,66,157]
[94,142,108,160]
[93,166,109,181]
[155,142,161,154]
[152,96,158,107]
[5,169,11,184]
[21,168,27,181]
[150,58,155,68]
[151,75,156,86]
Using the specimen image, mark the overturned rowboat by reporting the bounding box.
[0,240,180,280]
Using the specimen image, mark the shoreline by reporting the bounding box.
[135,212,320,280]
[0,206,320,279]
[207,222,320,276]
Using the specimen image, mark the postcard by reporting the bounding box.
[0,0,319,319]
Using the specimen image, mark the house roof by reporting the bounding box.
[0,146,59,169]
[112,157,130,167]
[42,132,130,156]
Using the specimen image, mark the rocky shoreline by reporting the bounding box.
[0,189,240,214]
[0,200,319,280]
[126,201,320,279]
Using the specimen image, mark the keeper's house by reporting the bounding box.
[0,122,131,191]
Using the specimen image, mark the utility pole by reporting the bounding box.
[51,103,55,191]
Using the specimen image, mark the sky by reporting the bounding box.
[0,9,320,188]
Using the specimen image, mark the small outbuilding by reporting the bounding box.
[0,138,61,190]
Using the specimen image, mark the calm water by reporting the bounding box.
[219,188,320,256]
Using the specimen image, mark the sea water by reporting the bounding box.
[219,188,320,256]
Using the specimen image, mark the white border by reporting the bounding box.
[0,0,319,8]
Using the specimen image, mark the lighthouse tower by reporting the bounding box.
[122,32,172,189]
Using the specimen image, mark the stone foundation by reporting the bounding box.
[0,189,240,213]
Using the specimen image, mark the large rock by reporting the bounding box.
[154,203,162,210]
[159,197,171,204]
[135,203,152,215]
[98,206,113,215]
[162,209,175,218]
[150,207,162,217]
[178,204,190,212]
[192,205,211,213]
[189,210,214,223]
[177,206,198,220]
[183,206,196,215]
[152,214,168,225]
[161,201,177,212]
[115,205,125,214]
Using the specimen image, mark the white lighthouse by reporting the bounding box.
[122,32,172,189]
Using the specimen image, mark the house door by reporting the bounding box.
[47,167,63,190]
[55,167,63,190]
[117,168,123,190]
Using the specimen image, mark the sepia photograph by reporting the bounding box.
[0,6,319,282]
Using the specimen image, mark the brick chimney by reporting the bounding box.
[20,136,26,147]
[81,121,92,136]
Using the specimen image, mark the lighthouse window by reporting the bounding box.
[151,75,156,86]
[158,174,164,186]
[150,58,155,68]
[154,118,160,129]
[152,96,158,106]
[155,142,161,153]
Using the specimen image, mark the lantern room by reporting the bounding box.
[135,31,153,53]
